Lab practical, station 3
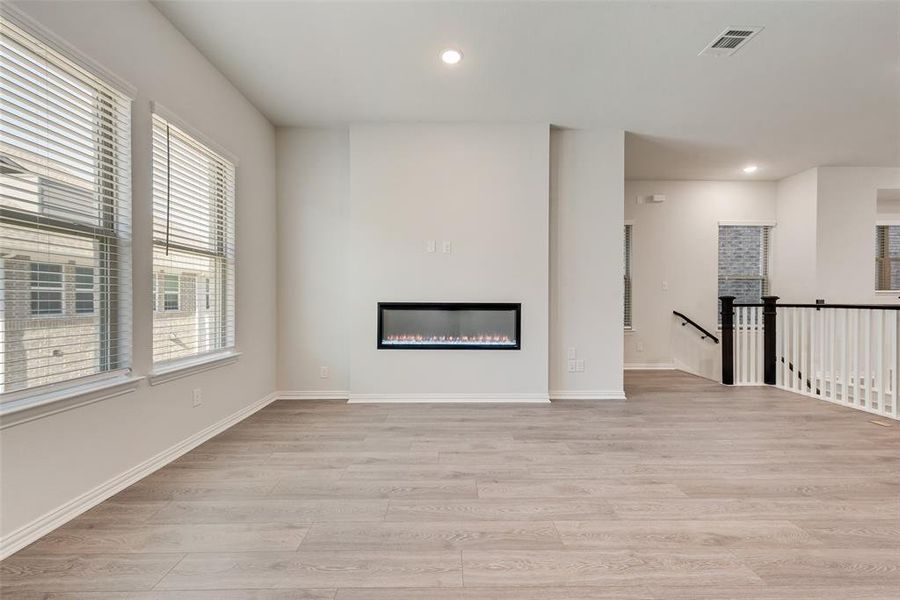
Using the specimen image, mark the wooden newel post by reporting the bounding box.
[720,296,735,385]
[761,296,779,385]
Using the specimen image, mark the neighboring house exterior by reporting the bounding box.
[2,149,226,392]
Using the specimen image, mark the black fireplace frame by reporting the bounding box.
[377,302,522,350]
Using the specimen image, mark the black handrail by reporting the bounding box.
[776,303,900,310]
[672,311,720,344]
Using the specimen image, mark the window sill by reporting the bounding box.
[875,290,900,297]
[0,373,143,430]
[148,350,241,386]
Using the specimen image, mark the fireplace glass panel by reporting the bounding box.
[378,303,520,349]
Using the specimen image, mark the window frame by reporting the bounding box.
[150,106,237,371]
[29,262,64,316]
[162,273,180,312]
[875,224,900,293]
[717,222,774,323]
[74,265,96,315]
[0,7,134,405]
[624,222,633,330]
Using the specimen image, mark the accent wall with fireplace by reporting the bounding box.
[348,124,550,402]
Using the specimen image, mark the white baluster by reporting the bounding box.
[842,309,850,404]
[828,308,836,400]
[876,310,884,413]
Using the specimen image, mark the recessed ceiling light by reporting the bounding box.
[440,48,463,65]
[743,165,758,174]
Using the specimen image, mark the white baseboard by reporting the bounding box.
[549,390,627,400]
[624,362,676,370]
[0,391,279,560]
[278,390,350,400]
[348,393,550,403]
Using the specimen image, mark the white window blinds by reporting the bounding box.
[151,114,235,365]
[624,224,632,328]
[718,224,771,308]
[1,16,132,396]
[876,225,900,291]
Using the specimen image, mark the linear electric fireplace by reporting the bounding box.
[378,302,521,350]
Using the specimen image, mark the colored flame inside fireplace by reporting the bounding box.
[382,334,515,346]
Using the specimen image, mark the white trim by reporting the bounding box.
[0,374,142,430]
[148,351,241,386]
[875,290,900,296]
[150,101,240,166]
[278,390,350,400]
[624,363,676,370]
[549,390,627,400]
[718,220,777,227]
[0,390,279,560]
[348,393,550,404]
[1,3,137,98]
[876,219,900,226]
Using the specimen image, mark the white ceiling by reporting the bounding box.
[153,0,900,181]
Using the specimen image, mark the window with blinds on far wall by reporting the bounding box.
[1,15,132,397]
[718,224,771,310]
[876,225,900,291]
[624,224,632,328]
[151,114,235,366]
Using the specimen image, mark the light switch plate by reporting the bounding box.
[575,359,585,372]
[442,240,452,254]
[192,388,202,407]
[426,240,436,253]
[320,366,329,379]
[567,347,576,360]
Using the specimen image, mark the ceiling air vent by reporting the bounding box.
[699,27,763,57]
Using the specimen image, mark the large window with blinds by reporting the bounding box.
[876,225,900,291]
[151,114,235,366]
[624,224,632,329]
[1,16,132,396]
[718,224,771,310]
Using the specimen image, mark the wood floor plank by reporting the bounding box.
[794,519,900,548]
[14,592,336,600]
[461,549,763,587]
[19,523,310,555]
[733,549,900,584]
[155,551,462,590]
[0,554,184,593]
[477,480,687,498]
[554,520,822,549]
[299,521,563,551]
[335,587,653,599]
[149,500,388,524]
[269,479,477,499]
[385,499,614,521]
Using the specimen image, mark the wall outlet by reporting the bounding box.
[567,347,576,360]
[192,388,202,407]
[662,280,669,291]
[567,359,576,373]
[320,366,329,379]
[575,359,585,372]
[637,341,645,353]
[442,240,452,254]
[426,240,436,253]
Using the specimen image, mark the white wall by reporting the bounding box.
[624,180,777,379]
[550,129,625,398]
[1,1,276,540]
[771,168,818,303]
[347,124,550,400]
[276,129,349,393]
[815,167,900,303]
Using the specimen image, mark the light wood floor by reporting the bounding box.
[3,371,900,598]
